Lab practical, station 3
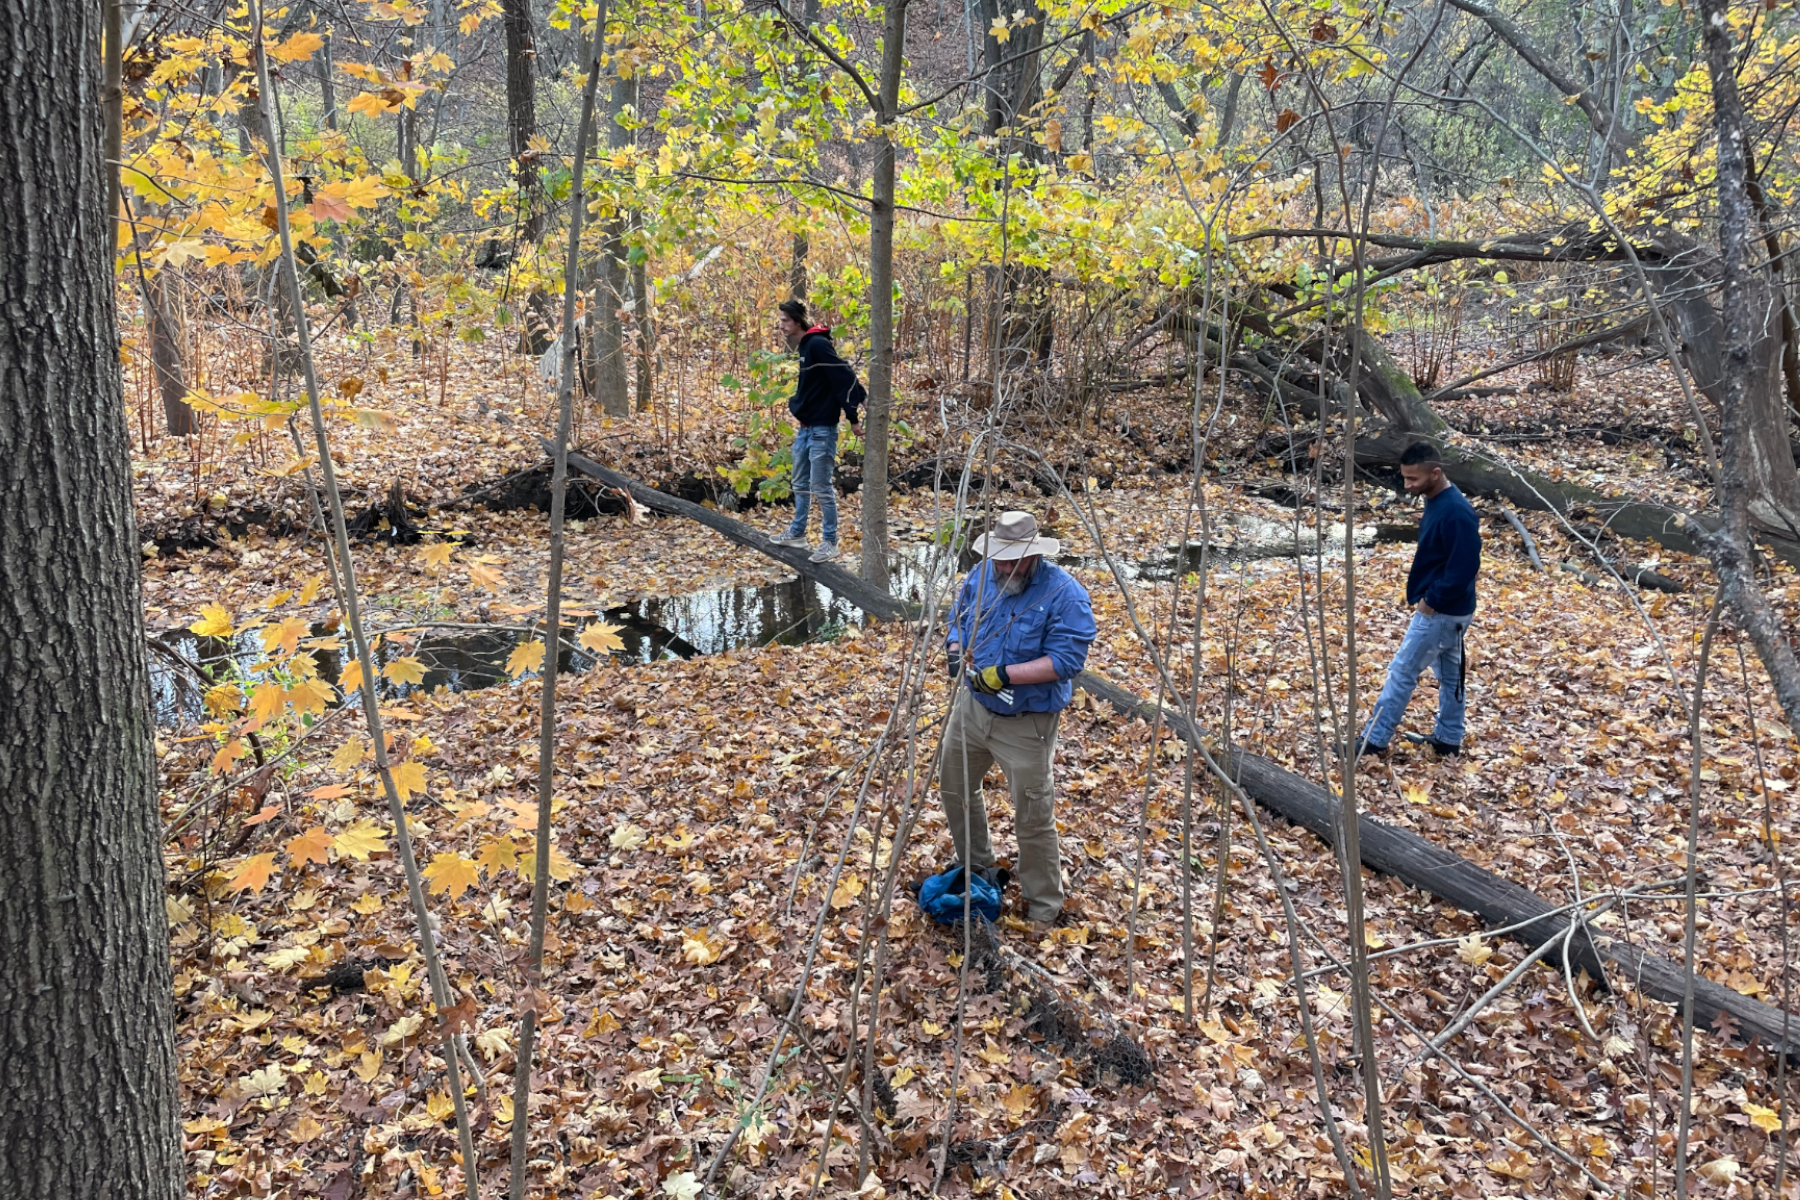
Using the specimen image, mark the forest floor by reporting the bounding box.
[143,327,1800,1198]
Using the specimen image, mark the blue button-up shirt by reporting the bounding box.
[947,560,1096,715]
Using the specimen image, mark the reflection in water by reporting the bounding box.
[149,544,960,727]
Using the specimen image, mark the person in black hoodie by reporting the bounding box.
[1355,442,1482,761]
[769,299,866,562]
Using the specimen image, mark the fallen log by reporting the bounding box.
[554,441,910,621]
[1076,674,1800,1059]
[561,447,1800,1057]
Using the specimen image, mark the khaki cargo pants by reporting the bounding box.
[938,691,1064,923]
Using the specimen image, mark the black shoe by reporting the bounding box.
[1403,733,1461,756]
[1343,737,1388,762]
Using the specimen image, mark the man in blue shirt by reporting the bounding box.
[1357,442,1482,760]
[940,511,1097,931]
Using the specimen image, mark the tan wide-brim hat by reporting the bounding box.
[971,510,1060,561]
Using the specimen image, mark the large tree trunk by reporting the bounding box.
[978,0,1053,377]
[0,1,183,1194]
[1693,0,1800,739]
[861,0,907,590]
[1661,267,1800,539]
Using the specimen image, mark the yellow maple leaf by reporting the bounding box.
[287,826,334,866]
[389,760,429,801]
[289,1114,324,1142]
[681,928,723,965]
[288,677,334,715]
[1000,1083,1035,1120]
[989,14,1011,43]
[211,737,249,776]
[271,31,326,62]
[261,615,311,657]
[425,1091,456,1121]
[298,575,324,604]
[475,835,520,874]
[340,658,367,697]
[383,656,427,686]
[333,821,387,861]
[578,621,626,654]
[517,843,575,882]
[420,541,456,570]
[351,891,384,915]
[1744,1102,1784,1134]
[507,640,546,677]
[228,852,279,894]
[341,175,390,208]
[1401,781,1431,805]
[467,562,505,592]
[331,736,367,772]
[248,682,288,724]
[424,852,482,899]
[1457,933,1493,966]
[190,603,235,638]
[829,874,864,909]
[346,91,396,118]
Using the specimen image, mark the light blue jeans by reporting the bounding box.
[1362,610,1470,748]
[784,423,839,543]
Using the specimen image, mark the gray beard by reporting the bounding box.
[999,569,1032,595]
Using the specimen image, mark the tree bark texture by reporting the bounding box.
[502,0,540,241]
[1693,0,1800,738]
[0,1,184,1194]
[861,0,906,590]
[146,268,197,436]
[593,72,631,418]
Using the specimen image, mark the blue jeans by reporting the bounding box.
[784,423,838,543]
[1362,610,1470,748]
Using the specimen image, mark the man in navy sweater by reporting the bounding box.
[769,299,865,563]
[1356,442,1482,760]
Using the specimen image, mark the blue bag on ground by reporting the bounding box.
[918,866,1001,925]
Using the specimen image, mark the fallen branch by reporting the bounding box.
[1500,506,1545,571]
[1420,314,1649,403]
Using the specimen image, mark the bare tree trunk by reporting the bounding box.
[104,0,121,218]
[1217,70,1244,148]
[861,0,908,590]
[980,0,1053,375]
[593,70,631,418]
[633,248,652,412]
[503,0,540,241]
[788,0,819,301]
[317,12,338,131]
[1694,0,1800,738]
[0,0,183,1192]
[147,268,197,436]
[1747,177,1800,423]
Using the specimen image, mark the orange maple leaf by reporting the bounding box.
[227,852,279,894]
[287,827,334,866]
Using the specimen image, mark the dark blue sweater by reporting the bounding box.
[788,328,866,428]
[1406,484,1481,616]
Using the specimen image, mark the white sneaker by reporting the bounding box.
[809,542,840,563]
[769,531,809,547]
